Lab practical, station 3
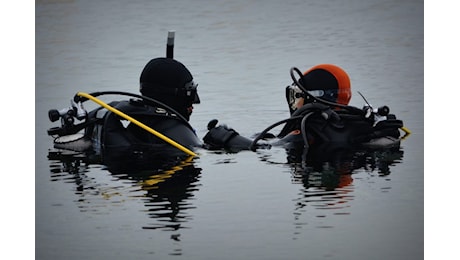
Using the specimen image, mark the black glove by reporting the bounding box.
[203,119,272,151]
[203,119,240,150]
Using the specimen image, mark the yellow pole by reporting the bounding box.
[77,92,197,157]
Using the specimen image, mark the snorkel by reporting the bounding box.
[166,30,175,59]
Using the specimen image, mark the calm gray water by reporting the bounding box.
[36,0,424,259]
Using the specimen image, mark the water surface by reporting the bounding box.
[36,0,424,259]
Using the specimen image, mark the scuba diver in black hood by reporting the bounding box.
[202,63,410,163]
[47,56,202,166]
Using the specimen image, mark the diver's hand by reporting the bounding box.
[203,119,240,150]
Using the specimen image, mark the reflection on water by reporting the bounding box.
[48,145,402,231]
[48,150,201,232]
[280,146,404,232]
[46,139,406,257]
[126,159,201,231]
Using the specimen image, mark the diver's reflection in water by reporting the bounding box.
[282,144,403,232]
[104,150,202,232]
[48,149,202,234]
[288,145,405,187]
[48,151,98,196]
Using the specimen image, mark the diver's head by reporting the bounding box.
[140,57,200,120]
[286,64,351,114]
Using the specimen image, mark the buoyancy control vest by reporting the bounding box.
[85,99,201,159]
[276,102,404,149]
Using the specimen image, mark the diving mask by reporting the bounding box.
[286,84,305,112]
[286,83,351,113]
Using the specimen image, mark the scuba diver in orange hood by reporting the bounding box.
[203,63,409,163]
[286,64,352,113]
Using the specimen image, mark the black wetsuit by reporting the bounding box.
[83,99,201,165]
